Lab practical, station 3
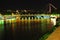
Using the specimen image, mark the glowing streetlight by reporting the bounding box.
[28,17,30,20]
[25,17,27,20]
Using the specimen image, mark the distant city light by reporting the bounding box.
[37,16,41,18]
[36,15,50,19]
[28,17,30,20]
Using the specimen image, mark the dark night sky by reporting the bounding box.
[0,0,60,10]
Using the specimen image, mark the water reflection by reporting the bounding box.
[0,17,53,40]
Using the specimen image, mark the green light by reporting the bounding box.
[0,20,4,24]
[28,17,30,20]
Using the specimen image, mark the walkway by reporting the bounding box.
[46,26,60,40]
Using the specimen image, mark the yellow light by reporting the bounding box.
[35,17,36,20]
[25,17,27,20]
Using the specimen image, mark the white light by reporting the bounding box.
[32,17,33,19]
[44,16,50,19]
[51,18,56,25]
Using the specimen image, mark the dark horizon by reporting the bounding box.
[0,0,60,10]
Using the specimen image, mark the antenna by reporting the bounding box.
[48,3,57,13]
[47,0,57,13]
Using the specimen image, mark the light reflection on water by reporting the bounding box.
[0,18,53,40]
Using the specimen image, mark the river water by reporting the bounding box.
[0,17,53,40]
